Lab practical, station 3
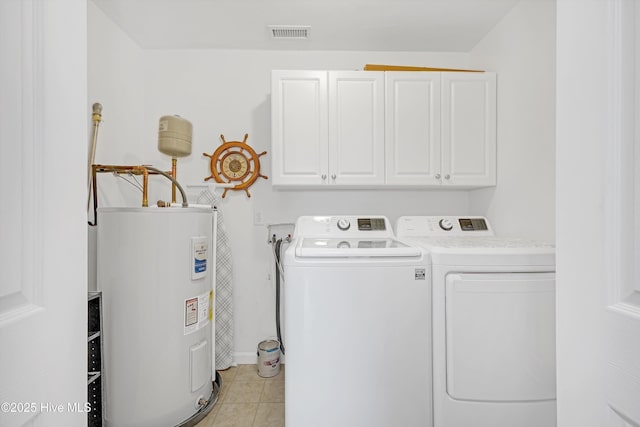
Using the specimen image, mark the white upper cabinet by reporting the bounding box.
[271,70,384,186]
[385,72,442,185]
[272,70,496,188]
[385,71,496,187]
[441,72,496,187]
[329,71,385,185]
[271,70,328,186]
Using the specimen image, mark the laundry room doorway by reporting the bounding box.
[557,1,640,426]
[0,1,87,426]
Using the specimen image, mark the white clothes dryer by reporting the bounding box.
[396,216,556,427]
[283,216,432,427]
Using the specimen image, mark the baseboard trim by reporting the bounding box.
[233,352,257,365]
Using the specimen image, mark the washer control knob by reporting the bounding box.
[439,218,454,231]
[337,218,351,231]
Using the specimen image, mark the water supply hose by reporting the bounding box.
[275,238,285,355]
[143,165,189,207]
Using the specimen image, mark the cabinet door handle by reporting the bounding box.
[321,174,327,180]
[331,174,337,180]
[444,174,451,180]
[435,174,441,180]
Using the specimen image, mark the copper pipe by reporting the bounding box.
[144,165,189,207]
[142,167,149,207]
[171,157,177,204]
[91,164,189,209]
[87,103,102,211]
[94,165,150,174]
[93,164,152,209]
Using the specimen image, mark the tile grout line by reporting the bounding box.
[201,365,284,427]
[250,382,266,427]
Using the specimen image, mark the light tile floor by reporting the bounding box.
[195,365,285,427]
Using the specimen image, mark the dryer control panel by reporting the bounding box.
[397,216,495,237]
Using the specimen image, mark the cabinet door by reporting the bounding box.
[441,72,497,187]
[328,71,385,185]
[271,70,328,186]
[385,72,441,185]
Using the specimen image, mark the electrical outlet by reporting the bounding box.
[254,210,264,225]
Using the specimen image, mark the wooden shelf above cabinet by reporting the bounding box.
[363,64,484,72]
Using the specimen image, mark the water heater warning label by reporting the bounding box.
[185,298,198,326]
[191,236,208,280]
[184,292,210,335]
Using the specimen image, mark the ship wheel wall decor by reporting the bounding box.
[203,133,268,198]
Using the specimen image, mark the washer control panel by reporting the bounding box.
[457,218,489,231]
[356,217,386,231]
[397,216,494,237]
[293,216,392,238]
[337,218,351,231]
[438,218,454,231]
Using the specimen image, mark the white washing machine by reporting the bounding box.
[396,216,556,427]
[283,216,432,427]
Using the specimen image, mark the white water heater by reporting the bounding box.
[97,207,215,427]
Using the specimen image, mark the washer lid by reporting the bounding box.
[295,237,422,257]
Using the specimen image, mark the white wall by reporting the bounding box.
[469,0,556,240]
[141,48,472,362]
[88,0,556,363]
[87,2,146,291]
[87,3,145,206]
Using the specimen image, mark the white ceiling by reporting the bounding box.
[91,0,521,52]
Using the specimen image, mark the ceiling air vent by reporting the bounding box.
[268,25,311,39]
